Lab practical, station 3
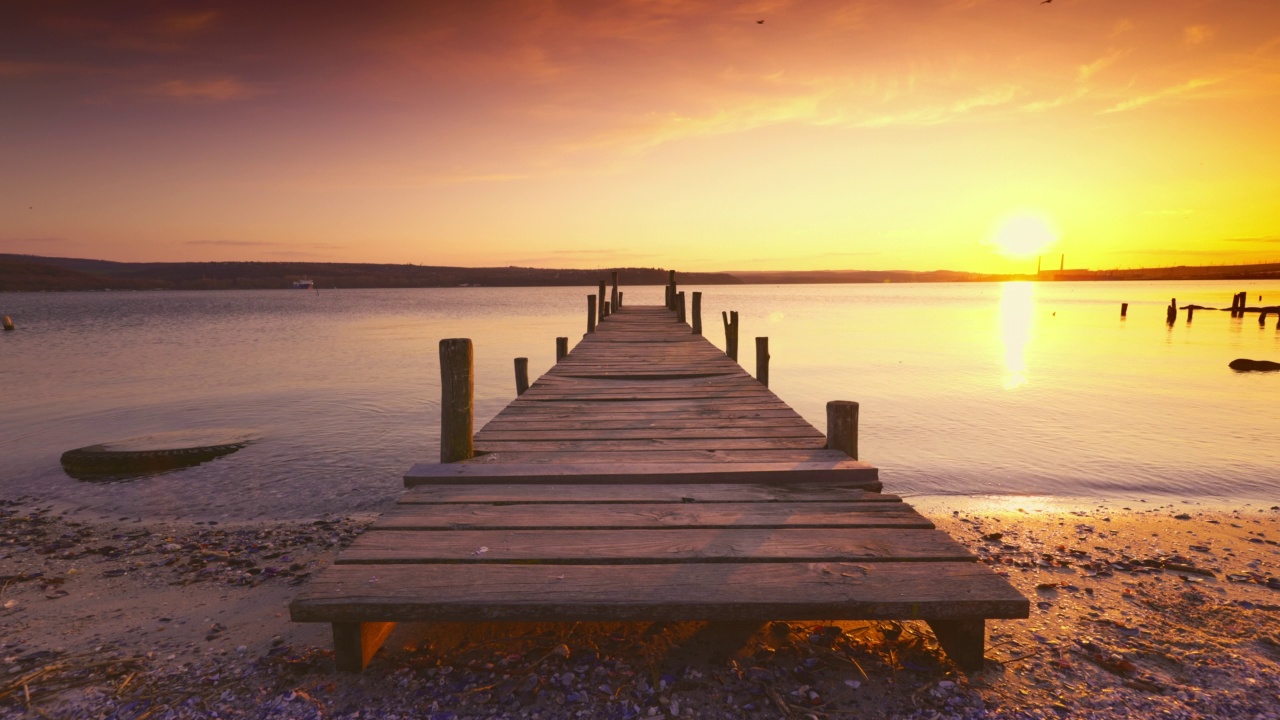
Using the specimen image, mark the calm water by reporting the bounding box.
[2,281,1278,521]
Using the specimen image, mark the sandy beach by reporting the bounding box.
[3,496,1277,719]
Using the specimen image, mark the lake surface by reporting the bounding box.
[2,280,1278,521]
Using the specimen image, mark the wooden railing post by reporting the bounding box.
[603,300,611,318]
[677,292,686,323]
[826,400,859,460]
[611,271,619,311]
[722,311,739,361]
[587,295,597,333]
[598,281,607,322]
[556,337,568,361]
[668,270,677,310]
[691,291,702,335]
[618,291,623,308]
[755,337,769,387]
[514,357,529,396]
[439,338,474,463]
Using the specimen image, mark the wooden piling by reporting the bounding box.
[677,292,686,324]
[755,337,770,387]
[691,291,702,335]
[722,311,739,361]
[603,301,611,318]
[611,271,619,311]
[825,400,860,461]
[598,281,607,323]
[665,285,672,309]
[438,338,474,463]
[587,295,597,334]
[1186,306,1194,322]
[1262,310,1269,326]
[1230,293,1240,318]
[618,291,623,308]
[668,270,677,311]
[556,337,568,362]
[1,316,12,332]
[1166,299,1177,324]
[514,357,529,396]
[1120,303,1127,318]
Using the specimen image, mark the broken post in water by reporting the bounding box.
[1120,303,1128,318]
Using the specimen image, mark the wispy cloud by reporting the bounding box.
[858,85,1021,128]
[1223,236,1280,244]
[1079,50,1126,82]
[149,77,259,102]
[1184,25,1215,46]
[1101,77,1218,114]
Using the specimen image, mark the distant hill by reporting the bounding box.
[0,255,740,292]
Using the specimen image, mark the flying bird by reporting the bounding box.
[1041,0,1051,4]
[757,19,764,24]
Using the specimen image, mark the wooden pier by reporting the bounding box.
[290,297,1028,672]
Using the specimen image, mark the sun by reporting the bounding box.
[990,213,1058,259]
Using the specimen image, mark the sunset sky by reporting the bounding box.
[2,0,1279,273]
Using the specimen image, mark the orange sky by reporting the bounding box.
[2,0,1279,273]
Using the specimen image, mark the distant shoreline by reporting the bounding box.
[3,253,1279,292]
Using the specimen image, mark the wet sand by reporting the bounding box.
[2,497,1277,719]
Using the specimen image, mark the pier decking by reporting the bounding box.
[290,301,1028,672]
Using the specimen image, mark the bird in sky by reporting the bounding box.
[1041,0,1052,4]
[757,19,764,24]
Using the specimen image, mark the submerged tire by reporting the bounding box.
[60,429,258,478]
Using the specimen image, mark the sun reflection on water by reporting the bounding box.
[999,281,1034,389]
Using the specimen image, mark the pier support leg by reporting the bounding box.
[611,271,619,311]
[825,400,859,460]
[514,357,529,396]
[587,295,597,334]
[439,339,474,463]
[333,621,396,673]
[926,619,985,671]
[722,311,739,361]
[677,292,686,324]
[598,281,607,323]
[755,337,769,387]
[556,337,568,362]
[692,292,702,335]
[668,270,677,311]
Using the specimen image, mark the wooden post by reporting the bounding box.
[587,295,597,333]
[1166,299,1176,324]
[556,337,568,362]
[1261,310,1269,326]
[665,285,672,309]
[332,621,397,673]
[1230,293,1239,317]
[618,291,623,308]
[755,336,770,387]
[598,281,607,322]
[1186,306,1194,322]
[668,270,677,311]
[1120,303,1127,318]
[826,400,859,460]
[603,300,611,318]
[691,292,702,334]
[1,316,12,331]
[514,357,529,396]
[611,271,619,311]
[439,338,474,463]
[722,311,739,360]
[677,292,686,323]
[926,619,986,671]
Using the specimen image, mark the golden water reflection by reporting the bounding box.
[999,281,1034,389]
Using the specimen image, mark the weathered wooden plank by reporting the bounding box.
[337,528,972,565]
[398,483,898,504]
[473,438,829,452]
[373,502,931,530]
[290,562,1030,623]
[404,460,879,486]
[474,427,826,441]
[458,448,864,464]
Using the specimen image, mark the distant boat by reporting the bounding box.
[292,278,315,289]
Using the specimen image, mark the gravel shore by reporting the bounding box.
[2,497,1277,719]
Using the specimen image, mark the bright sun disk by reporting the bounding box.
[991,214,1058,259]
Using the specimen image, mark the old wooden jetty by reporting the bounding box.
[290,286,1028,672]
